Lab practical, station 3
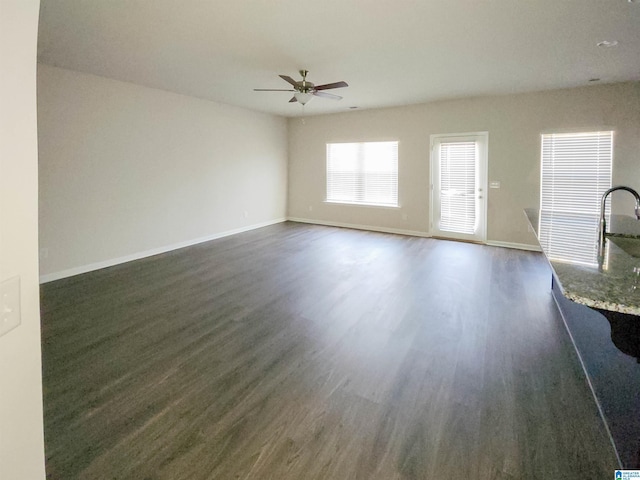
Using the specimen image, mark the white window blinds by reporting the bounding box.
[326,141,398,207]
[539,131,613,265]
[439,141,477,234]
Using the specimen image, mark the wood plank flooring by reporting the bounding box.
[40,222,619,479]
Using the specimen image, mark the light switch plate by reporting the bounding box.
[490,181,501,189]
[0,276,21,337]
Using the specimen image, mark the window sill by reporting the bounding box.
[324,200,401,209]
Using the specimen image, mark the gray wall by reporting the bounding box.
[288,82,640,247]
[38,65,288,279]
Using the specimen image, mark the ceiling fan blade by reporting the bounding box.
[314,81,348,91]
[313,91,343,100]
[289,96,297,103]
[279,75,299,87]
[254,88,296,92]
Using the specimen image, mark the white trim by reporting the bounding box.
[539,126,616,135]
[39,218,287,284]
[323,200,401,209]
[429,131,490,140]
[429,132,489,243]
[289,218,544,252]
[287,217,430,238]
[486,240,542,252]
[40,217,542,284]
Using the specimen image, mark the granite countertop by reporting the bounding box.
[525,208,640,315]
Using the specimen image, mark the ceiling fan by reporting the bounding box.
[254,70,348,105]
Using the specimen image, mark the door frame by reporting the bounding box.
[429,131,488,243]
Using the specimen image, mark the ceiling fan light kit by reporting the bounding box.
[254,70,348,106]
[293,91,313,105]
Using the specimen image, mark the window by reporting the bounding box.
[539,131,613,266]
[326,141,398,207]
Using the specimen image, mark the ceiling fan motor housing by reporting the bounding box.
[296,82,314,93]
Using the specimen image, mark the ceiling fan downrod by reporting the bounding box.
[300,70,309,92]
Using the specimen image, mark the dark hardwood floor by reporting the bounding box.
[40,222,619,479]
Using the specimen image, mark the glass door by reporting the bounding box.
[430,133,488,242]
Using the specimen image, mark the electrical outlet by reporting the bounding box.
[40,247,49,260]
[402,214,408,221]
[243,211,248,218]
[308,205,313,212]
[0,276,21,337]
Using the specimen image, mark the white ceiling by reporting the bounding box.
[38,0,640,117]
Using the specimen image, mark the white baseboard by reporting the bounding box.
[39,218,287,284]
[287,217,431,238]
[41,218,540,284]
[289,217,542,253]
[486,240,541,252]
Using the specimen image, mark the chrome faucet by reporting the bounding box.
[598,186,640,257]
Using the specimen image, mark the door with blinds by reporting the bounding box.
[430,133,488,242]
